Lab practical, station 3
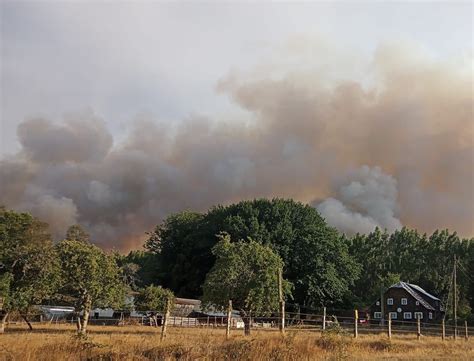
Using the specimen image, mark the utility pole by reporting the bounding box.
[454,255,457,340]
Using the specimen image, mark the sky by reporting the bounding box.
[0,1,473,249]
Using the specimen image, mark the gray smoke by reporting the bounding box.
[0,42,472,249]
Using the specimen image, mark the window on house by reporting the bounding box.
[414,312,423,320]
[429,312,433,320]
[403,312,412,319]
[387,298,394,305]
[401,298,408,305]
[416,301,420,306]
[376,301,380,306]
[374,312,382,319]
[389,312,397,320]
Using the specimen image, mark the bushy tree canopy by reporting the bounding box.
[202,234,291,316]
[0,208,60,331]
[56,238,125,334]
[134,285,174,313]
[147,199,360,307]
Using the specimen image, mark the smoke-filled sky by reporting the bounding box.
[1,2,473,250]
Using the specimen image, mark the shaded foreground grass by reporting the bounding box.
[0,324,473,360]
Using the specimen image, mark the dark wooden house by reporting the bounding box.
[370,281,444,322]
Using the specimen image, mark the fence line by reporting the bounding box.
[7,311,472,340]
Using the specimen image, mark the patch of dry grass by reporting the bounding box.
[0,324,472,360]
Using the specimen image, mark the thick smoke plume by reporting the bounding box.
[1,41,472,249]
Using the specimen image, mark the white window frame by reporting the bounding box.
[429,312,433,320]
[414,312,423,320]
[389,312,397,320]
[401,298,408,305]
[403,312,412,319]
[387,298,394,305]
[416,301,420,306]
[376,301,380,306]
[374,312,382,319]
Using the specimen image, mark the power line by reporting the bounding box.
[457,261,474,283]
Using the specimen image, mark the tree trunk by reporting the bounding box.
[80,307,90,335]
[76,314,81,331]
[78,296,92,336]
[0,312,9,334]
[22,314,33,330]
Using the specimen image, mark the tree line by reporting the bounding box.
[129,199,473,320]
[1,199,473,335]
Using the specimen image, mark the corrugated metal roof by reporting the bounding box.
[407,283,440,301]
[175,298,201,305]
[389,282,435,310]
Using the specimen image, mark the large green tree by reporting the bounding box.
[202,234,291,335]
[147,199,359,307]
[56,234,125,335]
[0,208,60,333]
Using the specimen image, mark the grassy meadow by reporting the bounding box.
[0,324,473,360]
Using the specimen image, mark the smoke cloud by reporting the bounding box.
[0,41,472,249]
[316,166,402,235]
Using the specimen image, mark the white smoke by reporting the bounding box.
[316,166,402,235]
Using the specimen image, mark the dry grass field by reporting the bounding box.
[0,324,473,361]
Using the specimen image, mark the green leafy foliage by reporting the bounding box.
[0,208,60,314]
[118,250,161,289]
[56,238,125,333]
[57,239,125,309]
[202,233,291,316]
[147,199,359,307]
[135,285,174,312]
[350,226,473,320]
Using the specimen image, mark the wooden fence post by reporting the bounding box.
[387,313,392,339]
[442,319,445,341]
[278,268,285,335]
[322,307,326,331]
[417,317,421,341]
[354,310,358,338]
[160,298,171,342]
[465,321,469,341]
[226,300,232,339]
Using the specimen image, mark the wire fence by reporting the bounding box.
[7,310,473,340]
